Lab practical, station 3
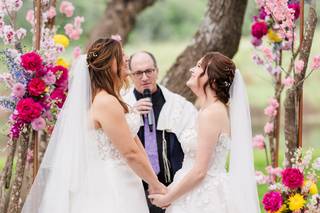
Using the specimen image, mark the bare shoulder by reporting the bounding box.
[92,91,123,115]
[198,103,227,123]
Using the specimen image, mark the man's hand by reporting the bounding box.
[133,98,153,115]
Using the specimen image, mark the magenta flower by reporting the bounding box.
[251,21,268,39]
[50,87,67,108]
[12,83,26,98]
[288,3,300,20]
[259,7,267,20]
[282,168,304,189]
[52,66,68,88]
[16,98,43,122]
[31,117,46,131]
[262,191,283,212]
[28,78,46,96]
[21,52,43,72]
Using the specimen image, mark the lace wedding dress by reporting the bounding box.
[70,112,149,213]
[167,129,232,213]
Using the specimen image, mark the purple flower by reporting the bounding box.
[282,168,304,189]
[262,191,283,212]
[259,7,267,20]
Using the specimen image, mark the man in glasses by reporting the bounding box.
[123,51,197,213]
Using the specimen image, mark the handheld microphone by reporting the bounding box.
[143,89,153,132]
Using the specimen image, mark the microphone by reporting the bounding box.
[143,89,153,132]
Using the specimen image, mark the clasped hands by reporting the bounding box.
[148,184,172,209]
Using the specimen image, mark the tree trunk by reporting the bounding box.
[87,0,157,47]
[161,0,248,102]
[284,5,317,166]
[6,130,30,213]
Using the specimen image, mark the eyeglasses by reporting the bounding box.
[131,68,156,79]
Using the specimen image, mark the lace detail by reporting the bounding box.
[93,112,141,162]
[168,129,232,213]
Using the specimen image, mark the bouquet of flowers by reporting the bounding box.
[260,149,320,212]
[0,49,69,140]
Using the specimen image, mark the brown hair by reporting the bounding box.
[87,38,129,112]
[200,52,236,104]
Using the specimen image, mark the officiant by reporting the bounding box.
[122,51,197,213]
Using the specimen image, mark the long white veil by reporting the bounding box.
[228,70,260,212]
[22,55,92,212]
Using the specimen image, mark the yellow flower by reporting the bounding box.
[304,180,318,195]
[56,57,69,68]
[268,204,287,213]
[288,194,306,211]
[53,34,70,48]
[267,29,282,43]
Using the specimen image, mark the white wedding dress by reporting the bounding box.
[70,112,149,213]
[167,129,232,213]
[22,55,148,213]
[167,69,261,213]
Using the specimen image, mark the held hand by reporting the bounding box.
[148,182,167,195]
[133,98,152,115]
[148,193,171,209]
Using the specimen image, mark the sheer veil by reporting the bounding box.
[228,69,261,212]
[22,55,92,212]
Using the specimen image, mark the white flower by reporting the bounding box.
[312,157,320,171]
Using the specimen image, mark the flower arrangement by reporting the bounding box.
[1,50,68,139]
[259,149,320,212]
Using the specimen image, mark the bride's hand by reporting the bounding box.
[148,182,167,195]
[148,193,171,209]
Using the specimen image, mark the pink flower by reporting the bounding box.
[31,117,46,131]
[294,59,304,74]
[74,16,85,28]
[264,105,277,117]
[64,17,84,40]
[311,55,320,70]
[262,191,283,212]
[28,78,46,96]
[252,53,264,65]
[12,83,26,98]
[59,1,74,17]
[69,29,81,40]
[269,98,279,109]
[255,171,268,184]
[253,135,265,150]
[288,3,300,20]
[20,52,43,72]
[266,166,282,177]
[25,10,34,25]
[52,66,68,88]
[261,46,274,62]
[64,23,74,35]
[111,34,122,42]
[283,76,294,87]
[264,122,274,134]
[43,71,56,85]
[72,46,81,58]
[16,98,43,122]
[251,21,268,39]
[251,37,262,47]
[47,6,57,19]
[281,168,304,189]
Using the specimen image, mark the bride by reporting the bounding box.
[22,38,165,213]
[149,52,260,212]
